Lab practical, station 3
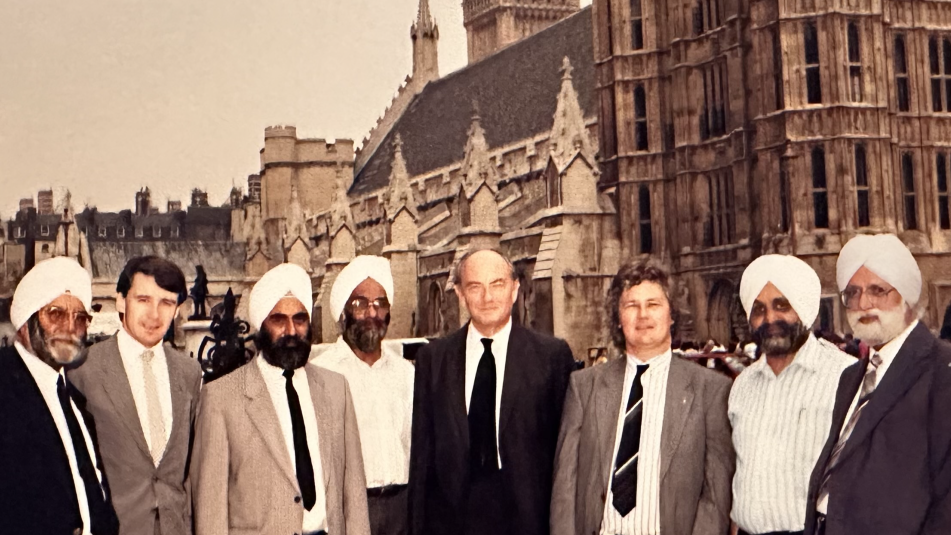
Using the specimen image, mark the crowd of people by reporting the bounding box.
[0,232,948,535]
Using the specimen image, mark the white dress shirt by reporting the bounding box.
[315,337,415,488]
[600,350,671,535]
[116,328,173,459]
[16,341,105,535]
[729,334,853,532]
[464,319,512,468]
[257,355,328,533]
[817,320,917,514]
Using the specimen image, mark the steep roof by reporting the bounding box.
[351,6,595,196]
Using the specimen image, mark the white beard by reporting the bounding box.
[847,305,910,347]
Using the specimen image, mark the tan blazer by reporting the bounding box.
[550,355,735,535]
[68,336,203,535]
[190,360,370,535]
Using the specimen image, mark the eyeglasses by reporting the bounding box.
[347,297,390,316]
[40,306,93,329]
[839,284,897,309]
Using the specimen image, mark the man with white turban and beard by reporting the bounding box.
[191,263,370,535]
[730,255,853,535]
[315,255,415,535]
[0,257,119,535]
[804,234,951,535]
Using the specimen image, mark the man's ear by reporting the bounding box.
[116,292,126,315]
[16,322,32,351]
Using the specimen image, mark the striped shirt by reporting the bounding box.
[600,350,671,535]
[729,334,853,533]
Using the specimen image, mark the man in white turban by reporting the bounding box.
[805,234,951,535]
[0,257,120,534]
[315,255,414,535]
[730,255,853,535]
[191,263,370,535]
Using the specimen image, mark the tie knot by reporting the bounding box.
[57,374,66,392]
[870,352,882,369]
[635,363,650,376]
[142,349,154,363]
[481,338,492,352]
[283,368,295,380]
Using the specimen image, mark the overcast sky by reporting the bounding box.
[0,0,591,219]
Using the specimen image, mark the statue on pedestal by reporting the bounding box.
[189,265,209,320]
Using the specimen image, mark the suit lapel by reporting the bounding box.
[595,357,626,485]
[98,338,152,459]
[660,356,695,481]
[161,351,190,466]
[243,363,298,490]
[306,365,333,491]
[499,326,528,439]
[447,326,470,449]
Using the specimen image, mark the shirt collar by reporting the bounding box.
[625,348,672,372]
[117,326,164,359]
[750,332,823,377]
[332,336,397,368]
[873,319,918,367]
[467,318,513,348]
[15,340,64,387]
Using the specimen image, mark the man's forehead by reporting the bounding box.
[350,277,386,298]
[847,265,890,287]
[753,282,789,303]
[267,294,307,315]
[461,252,511,282]
[48,292,86,310]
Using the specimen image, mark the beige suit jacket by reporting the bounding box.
[68,336,203,535]
[190,359,370,535]
[551,355,735,535]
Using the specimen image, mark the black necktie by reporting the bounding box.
[56,375,108,529]
[469,337,499,474]
[283,369,316,511]
[611,363,649,516]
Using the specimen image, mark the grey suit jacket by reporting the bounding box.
[190,360,370,535]
[551,355,735,535]
[68,336,203,535]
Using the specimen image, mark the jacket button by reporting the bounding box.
[73,529,82,535]
[294,496,301,503]
[600,491,606,501]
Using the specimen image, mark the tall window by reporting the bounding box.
[929,36,951,112]
[98,225,107,237]
[694,0,721,35]
[937,152,950,229]
[812,146,829,228]
[704,169,735,246]
[547,167,562,207]
[638,185,653,253]
[39,224,49,237]
[804,21,822,104]
[772,26,785,111]
[855,144,870,227]
[896,35,910,112]
[848,22,863,102]
[634,85,648,151]
[779,158,791,232]
[630,0,643,50]
[902,152,918,229]
[117,226,126,238]
[700,61,727,140]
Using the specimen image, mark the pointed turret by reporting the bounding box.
[385,134,418,221]
[460,103,501,198]
[411,0,439,85]
[549,56,595,172]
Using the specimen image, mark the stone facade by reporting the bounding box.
[463,0,582,64]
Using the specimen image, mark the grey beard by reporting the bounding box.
[341,314,388,354]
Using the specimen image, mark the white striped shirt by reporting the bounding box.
[729,334,853,533]
[600,350,671,535]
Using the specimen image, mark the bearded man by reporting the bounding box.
[315,256,415,535]
[0,257,119,535]
[190,262,370,535]
[802,234,951,535]
[729,255,853,535]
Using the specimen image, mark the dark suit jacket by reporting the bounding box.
[805,323,951,535]
[409,323,576,535]
[68,337,202,535]
[0,345,120,535]
[550,355,735,535]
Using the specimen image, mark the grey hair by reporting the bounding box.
[452,248,517,286]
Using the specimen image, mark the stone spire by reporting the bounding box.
[385,134,418,220]
[460,103,501,198]
[411,0,439,84]
[415,0,435,34]
[549,56,595,172]
[329,168,355,235]
[284,184,308,245]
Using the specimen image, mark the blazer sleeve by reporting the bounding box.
[183,366,203,534]
[408,344,434,535]
[550,340,576,443]
[341,378,371,535]
[550,372,584,535]
[190,385,230,535]
[924,350,951,534]
[691,375,735,535]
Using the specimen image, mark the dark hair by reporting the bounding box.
[605,262,679,352]
[452,248,517,286]
[117,256,187,305]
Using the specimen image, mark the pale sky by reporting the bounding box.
[0,0,590,219]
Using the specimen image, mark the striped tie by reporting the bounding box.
[611,363,649,516]
[141,349,167,465]
[817,352,882,503]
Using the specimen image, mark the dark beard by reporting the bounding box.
[752,319,810,357]
[28,316,87,370]
[256,325,313,371]
[341,312,389,354]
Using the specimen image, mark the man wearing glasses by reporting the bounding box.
[315,255,415,535]
[805,234,951,535]
[0,257,119,535]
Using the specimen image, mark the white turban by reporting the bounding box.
[248,263,313,330]
[11,257,92,330]
[330,255,394,320]
[836,233,921,306]
[739,254,822,326]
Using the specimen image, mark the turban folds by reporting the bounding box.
[739,254,822,326]
[836,233,921,306]
[12,257,92,330]
[330,255,394,320]
[249,263,313,330]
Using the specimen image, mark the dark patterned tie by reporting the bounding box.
[469,337,499,474]
[283,369,316,510]
[56,375,108,531]
[611,363,649,516]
